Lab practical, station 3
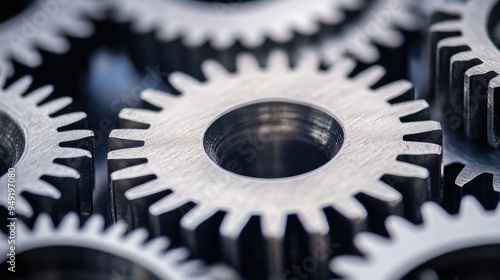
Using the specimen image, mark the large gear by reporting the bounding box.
[111,0,361,78]
[0,214,237,279]
[431,0,500,148]
[316,0,420,82]
[331,197,500,279]
[0,0,106,78]
[0,75,94,218]
[108,52,442,279]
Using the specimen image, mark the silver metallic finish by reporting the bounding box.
[0,0,106,77]
[331,197,500,280]
[111,0,361,77]
[109,52,442,279]
[431,0,500,148]
[0,214,233,280]
[0,75,93,217]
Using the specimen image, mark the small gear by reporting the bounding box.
[331,196,500,280]
[0,213,233,280]
[315,0,420,82]
[0,0,106,78]
[0,75,94,218]
[431,0,500,148]
[108,52,442,279]
[111,0,361,78]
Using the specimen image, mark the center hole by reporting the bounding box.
[204,101,344,179]
[0,111,25,176]
[0,0,34,23]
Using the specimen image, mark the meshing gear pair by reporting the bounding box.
[332,197,500,279]
[109,52,442,279]
[0,214,241,280]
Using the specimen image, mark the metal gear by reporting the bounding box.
[314,0,420,82]
[0,0,106,78]
[0,75,94,218]
[108,52,442,279]
[331,196,500,280]
[0,213,237,280]
[111,0,361,78]
[431,0,500,148]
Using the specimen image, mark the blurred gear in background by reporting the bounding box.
[0,213,241,280]
[0,75,93,223]
[332,197,500,280]
[108,52,442,280]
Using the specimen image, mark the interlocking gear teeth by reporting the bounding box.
[0,0,107,78]
[431,0,500,148]
[109,52,442,280]
[0,214,235,280]
[111,0,361,77]
[331,197,500,280]
[0,75,93,218]
[315,0,420,81]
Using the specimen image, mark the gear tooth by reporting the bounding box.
[109,129,147,143]
[465,64,490,77]
[330,255,368,279]
[236,53,261,73]
[401,142,442,156]
[119,108,158,125]
[163,247,190,264]
[430,20,463,34]
[148,192,191,216]
[352,65,386,87]
[390,100,429,119]
[58,130,94,143]
[401,121,442,137]
[267,50,290,71]
[58,213,81,232]
[355,233,390,256]
[108,147,144,161]
[46,163,80,179]
[459,196,486,219]
[421,202,449,227]
[36,33,70,54]
[141,89,177,109]
[24,85,54,104]
[40,97,73,115]
[126,228,150,245]
[12,46,43,68]
[220,212,252,272]
[56,147,92,159]
[169,72,203,93]
[5,76,33,96]
[181,204,219,249]
[178,260,206,275]
[372,28,404,49]
[145,237,170,254]
[52,112,87,128]
[389,161,430,180]
[375,80,413,101]
[82,215,105,234]
[104,222,128,239]
[488,76,500,148]
[386,216,418,239]
[25,180,61,199]
[362,182,403,205]
[260,214,287,238]
[455,165,481,187]
[15,197,34,217]
[329,58,356,77]
[434,3,465,16]
[437,36,467,49]
[493,174,500,191]
[450,50,476,64]
[202,60,231,81]
[111,163,153,181]
[332,198,368,221]
[33,214,55,233]
[464,65,492,141]
[349,42,380,64]
[297,209,330,235]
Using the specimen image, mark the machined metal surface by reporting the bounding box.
[332,197,500,280]
[108,52,442,279]
[0,75,93,218]
[431,0,500,148]
[0,0,106,77]
[0,214,238,280]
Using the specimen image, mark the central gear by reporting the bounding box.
[0,75,93,218]
[431,0,500,148]
[108,52,442,279]
[0,214,237,280]
[332,197,500,280]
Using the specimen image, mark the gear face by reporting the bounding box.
[0,0,106,77]
[0,76,94,218]
[108,52,442,279]
[315,0,419,81]
[332,197,500,280]
[431,0,500,148]
[111,0,361,77]
[0,214,220,280]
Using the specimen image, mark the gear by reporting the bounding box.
[111,0,360,78]
[0,213,237,280]
[0,0,106,78]
[108,52,442,279]
[431,0,500,148]
[331,196,500,280]
[314,0,420,82]
[0,75,94,218]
